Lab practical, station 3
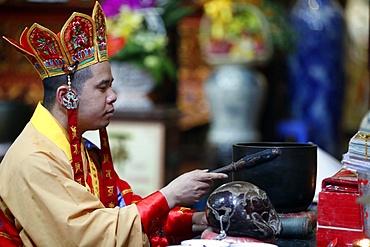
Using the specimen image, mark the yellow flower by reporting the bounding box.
[107,6,144,38]
[203,0,233,39]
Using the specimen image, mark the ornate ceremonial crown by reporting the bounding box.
[3,1,108,79]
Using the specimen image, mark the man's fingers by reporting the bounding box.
[197,173,228,182]
[192,224,208,233]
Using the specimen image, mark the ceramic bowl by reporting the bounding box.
[181,239,230,247]
[230,243,277,247]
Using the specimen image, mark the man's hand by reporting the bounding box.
[192,211,209,234]
[160,169,228,209]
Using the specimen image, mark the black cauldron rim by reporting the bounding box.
[232,142,317,213]
[234,142,317,148]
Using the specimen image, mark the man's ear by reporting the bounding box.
[56,85,70,106]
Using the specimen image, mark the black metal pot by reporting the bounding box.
[232,142,317,213]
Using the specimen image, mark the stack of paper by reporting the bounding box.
[342,110,370,173]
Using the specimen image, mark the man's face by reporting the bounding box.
[77,61,116,133]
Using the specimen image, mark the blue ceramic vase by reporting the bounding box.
[205,64,267,147]
[287,0,345,158]
[204,64,267,171]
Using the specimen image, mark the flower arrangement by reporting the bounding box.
[199,0,293,65]
[102,0,195,86]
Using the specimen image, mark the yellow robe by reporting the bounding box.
[0,103,150,246]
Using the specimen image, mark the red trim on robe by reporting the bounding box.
[116,175,142,203]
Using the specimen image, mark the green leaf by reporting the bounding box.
[162,7,196,29]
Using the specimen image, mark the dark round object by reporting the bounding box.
[206,181,281,240]
[232,142,317,213]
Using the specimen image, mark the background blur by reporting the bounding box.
[0,0,368,196]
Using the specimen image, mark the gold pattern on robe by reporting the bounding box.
[102,137,108,148]
[107,186,114,196]
[70,125,77,139]
[177,207,189,214]
[103,154,110,164]
[86,149,100,199]
[108,202,115,208]
[76,177,82,185]
[105,169,112,179]
[74,162,82,173]
[121,188,133,196]
[73,144,79,155]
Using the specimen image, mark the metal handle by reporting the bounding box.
[210,148,281,174]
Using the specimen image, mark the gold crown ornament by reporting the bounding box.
[3,1,108,79]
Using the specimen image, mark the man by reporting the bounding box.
[0,2,227,246]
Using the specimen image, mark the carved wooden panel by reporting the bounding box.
[176,16,212,131]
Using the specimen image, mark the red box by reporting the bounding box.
[316,228,365,247]
[316,169,367,247]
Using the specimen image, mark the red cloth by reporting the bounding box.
[136,191,170,234]
[164,207,196,244]
[132,190,196,246]
[0,209,22,247]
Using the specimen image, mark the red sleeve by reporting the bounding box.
[136,193,196,246]
[117,177,170,234]
[135,191,170,234]
[163,206,196,245]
